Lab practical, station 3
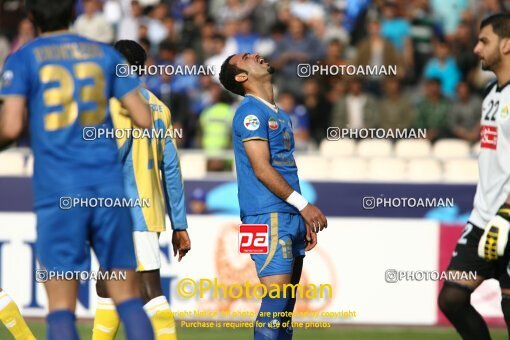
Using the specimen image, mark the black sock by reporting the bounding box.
[438,281,490,340]
[501,294,510,338]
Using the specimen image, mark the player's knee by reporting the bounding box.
[438,281,473,315]
[139,271,163,302]
[95,279,109,298]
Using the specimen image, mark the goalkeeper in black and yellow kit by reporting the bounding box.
[92,40,191,340]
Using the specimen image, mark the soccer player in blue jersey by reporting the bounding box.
[0,1,154,339]
[92,40,190,340]
[219,53,328,340]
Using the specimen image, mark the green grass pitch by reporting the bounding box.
[0,320,507,339]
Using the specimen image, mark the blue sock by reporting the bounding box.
[279,298,296,340]
[255,296,291,340]
[116,298,154,340]
[47,310,78,340]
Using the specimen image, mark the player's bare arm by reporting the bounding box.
[0,96,26,144]
[120,90,151,129]
[244,139,327,250]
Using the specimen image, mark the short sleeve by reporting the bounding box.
[0,51,30,97]
[109,48,140,100]
[233,105,269,142]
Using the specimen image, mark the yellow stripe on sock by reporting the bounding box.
[147,301,171,312]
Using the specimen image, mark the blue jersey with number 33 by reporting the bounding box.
[0,33,140,207]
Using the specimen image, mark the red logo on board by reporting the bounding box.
[239,224,269,254]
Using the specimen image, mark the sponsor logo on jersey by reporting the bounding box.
[481,125,497,150]
[239,224,268,254]
[244,115,260,131]
[501,104,510,120]
[0,70,13,88]
[283,130,291,150]
[268,117,279,130]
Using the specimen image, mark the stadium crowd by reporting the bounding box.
[0,0,504,152]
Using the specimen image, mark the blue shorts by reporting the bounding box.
[36,182,137,272]
[243,212,306,277]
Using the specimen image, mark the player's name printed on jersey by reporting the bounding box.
[296,63,398,78]
[326,127,427,141]
[362,196,454,210]
[82,126,183,140]
[59,196,151,210]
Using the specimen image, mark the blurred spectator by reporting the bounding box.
[430,0,469,37]
[423,40,461,98]
[222,19,242,55]
[181,0,208,50]
[302,78,332,145]
[271,16,323,95]
[477,0,504,19]
[290,0,325,24]
[156,39,177,65]
[354,18,405,95]
[380,2,411,56]
[117,0,144,41]
[189,188,207,214]
[233,18,260,53]
[205,34,230,82]
[377,79,415,131]
[197,18,217,61]
[278,91,310,150]
[416,78,450,141]
[103,0,123,30]
[255,22,287,58]
[448,81,481,142]
[343,0,371,34]
[322,39,348,86]
[251,0,278,36]
[322,8,350,46]
[451,21,479,82]
[10,18,35,53]
[197,85,234,171]
[172,49,202,115]
[408,0,441,83]
[331,78,378,130]
[213,0,255,24]
[147,3,169,47]
[73,0,114,43]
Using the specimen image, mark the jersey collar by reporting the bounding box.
[496,81,510,92]
[246,94,278,113]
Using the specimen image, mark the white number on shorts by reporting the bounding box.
[458,224,473,245]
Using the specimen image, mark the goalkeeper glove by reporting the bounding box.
[478,203,510,260]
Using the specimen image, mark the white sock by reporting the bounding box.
[0,291,13,311]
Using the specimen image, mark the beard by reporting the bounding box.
[481,52,501,71]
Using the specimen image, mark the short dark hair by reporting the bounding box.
[481,13,510,38]
[219,55,246,97]
[114,40,147,67]
[27,0,75,33]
